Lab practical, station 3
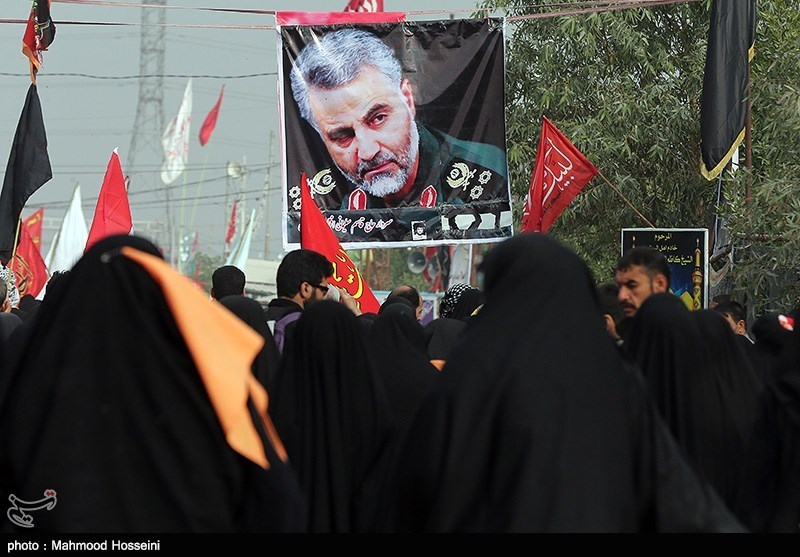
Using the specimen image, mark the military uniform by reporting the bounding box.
[339,123,508,210]
[285,123,511,244]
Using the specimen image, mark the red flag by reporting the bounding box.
[276,9,403,26]
[85,150,133,252]
[344,0,384,11]
[11,220,47,298]
[300,173,380,314]
[225,199,238,247]
[22,0,56,83]
[23,208,43,249]
[521,117,598,233]
[199,85,224,147]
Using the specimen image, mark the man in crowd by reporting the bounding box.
[386,285,424,321]
[714,299,754,343]
[210,265,246,300]
[615,247,671,317]
[264,249,334,352]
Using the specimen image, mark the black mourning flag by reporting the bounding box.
[0,84,52,264]
[700,0,757,181]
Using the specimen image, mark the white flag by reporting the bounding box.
[225,208,256,274]
[161,79,193,185]
[448,244,472,287]
[45,183,89,273]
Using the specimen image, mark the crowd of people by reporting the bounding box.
[0,233,798,532]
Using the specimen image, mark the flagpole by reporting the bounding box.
[595,171,655,228]
[9,218,22,267]
[189,148,211,231]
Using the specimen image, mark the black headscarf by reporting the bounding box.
[627,296,761,512]
[0,235,306,533]
[691,310,762,507]
[367,303,438,431]
[219,295,281,389]
[450,287,485,322]
[423,317,466,362]
[749,312,794,384]
[389,234,741,532]
[270,301,395,533]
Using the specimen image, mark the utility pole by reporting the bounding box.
[128,0,168,251]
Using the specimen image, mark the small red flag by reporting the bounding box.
[276,7,402,25]
[199,85,224,147]
[12,219,47,298]
[521,117,598,233]
[85,150,133,252]
[344,0,384,11]
[299,173,380,314]
[23,208,44,248]
[225,199,238,247]
[22,0,56,83]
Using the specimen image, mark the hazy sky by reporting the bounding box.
[0,0,483,261]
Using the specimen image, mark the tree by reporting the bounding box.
[481,0,799,314]
[719,1,800,315]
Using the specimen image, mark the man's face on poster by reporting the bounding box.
[306,65,420,198]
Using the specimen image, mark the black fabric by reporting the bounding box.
[736,323,800,532]
[450,287,485,322]
[367,304,438,431]
[378,295,416,315]
[0,313,22,343]
[699,0,756,179]
[270,301,395,533]
[627,296,761,513]
[264,297,303,322]
[423,317,465,361]
[749,312,794,383]
[0,84,52,263]
[691,310,762,509]
[219,295,281,389]
[388,234,742,532]
[0,235,306,533]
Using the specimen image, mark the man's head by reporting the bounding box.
[615,247,670,317]
[276,249,334,309]
[211,265,246,300]
[290,29,420,199]
[388,285,423,320]
[596,282,624,342]
[714,300,748,336]
[709,293,731,310]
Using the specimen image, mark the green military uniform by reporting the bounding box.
[339,123,508,210]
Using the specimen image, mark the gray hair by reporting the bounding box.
[290,29,403,132]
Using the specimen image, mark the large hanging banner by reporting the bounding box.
[278,18,512,249]
[621,228,709,311]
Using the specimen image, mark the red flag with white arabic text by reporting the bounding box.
[199,85,224,147]
[521,117,598,233]
[300,173,380,314]
[12,218,47,298]
[85,150,133,252]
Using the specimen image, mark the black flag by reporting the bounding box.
[700,1,756,181]
[0,84,52,264]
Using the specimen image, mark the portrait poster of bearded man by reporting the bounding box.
[278,18,512,248]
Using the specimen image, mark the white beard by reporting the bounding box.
[338,120,419,198]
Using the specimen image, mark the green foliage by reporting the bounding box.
[194,251,224,293]
[720,1,800,313]
[481,0,799,310]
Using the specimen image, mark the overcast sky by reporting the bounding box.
[0,0,484,261]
